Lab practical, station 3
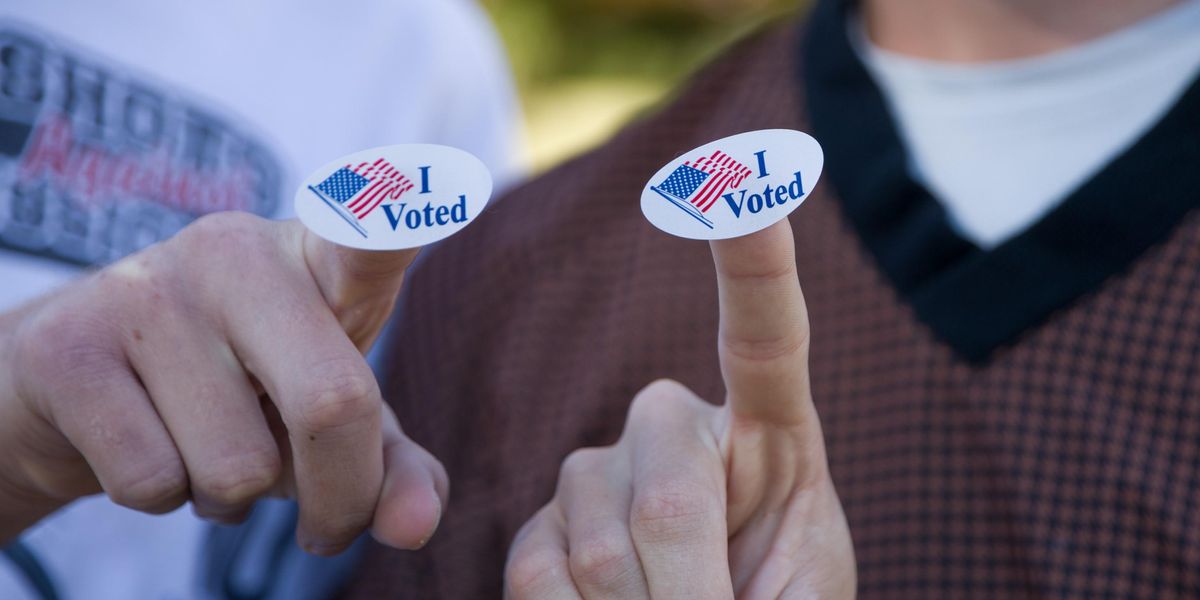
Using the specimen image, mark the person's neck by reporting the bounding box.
[862,0,1184,62]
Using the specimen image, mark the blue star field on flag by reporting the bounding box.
[657,165,709,201]
[316,168,371,204]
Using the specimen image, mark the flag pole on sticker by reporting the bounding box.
[641,130,824,240]
[295,144,493,251]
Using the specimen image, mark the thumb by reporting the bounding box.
[296,221,421,349]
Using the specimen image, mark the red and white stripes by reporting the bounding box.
[685,151,752,213]
[346,158,415,219]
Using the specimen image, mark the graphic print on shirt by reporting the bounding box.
[641,129,824,240]
[0,24,283,267]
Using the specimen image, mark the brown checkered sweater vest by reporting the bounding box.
[345,4,1200,598]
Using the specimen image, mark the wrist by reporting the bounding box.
[0,307,62,543]
[0,467,57,545]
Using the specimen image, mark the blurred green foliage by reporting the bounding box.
[482,0,803,95]
[480,0,806,169]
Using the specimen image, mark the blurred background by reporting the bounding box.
[479,0,804,173]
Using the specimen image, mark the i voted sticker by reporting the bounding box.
[295,144,493,250]
[641,129,823,240]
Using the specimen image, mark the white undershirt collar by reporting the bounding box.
[851,1,1200,248]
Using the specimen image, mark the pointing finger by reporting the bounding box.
[710,219,813,426]
[295,222,420,350]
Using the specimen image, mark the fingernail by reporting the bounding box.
[411,494,442,550]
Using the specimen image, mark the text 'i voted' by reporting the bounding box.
[641,130,824,240]
[295,144,493,250]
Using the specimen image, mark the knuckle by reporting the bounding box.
[295,361,378,433]
[639,378,690,399]
[568,530,638,588]
[181,211,267,243]
[172,212,277,267]
[558,447,605,481]
[192,449,281,507]
[630,481,722,542]
[13,311,118,397]
[628,379,699,421]
[108,458,188,512]
[722,260,796,285]
[719,329,809,364]
[507,545,567,597]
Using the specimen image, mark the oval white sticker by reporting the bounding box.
[641,129,824,240]
[295,144,493,250]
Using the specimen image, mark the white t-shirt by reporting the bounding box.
[853,0,1200,248]
[0,0,524,308]
[0,1,523,599]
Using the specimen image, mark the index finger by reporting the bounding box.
[296,222,420,349]
[302,229,420,297]
[710,219,812,425]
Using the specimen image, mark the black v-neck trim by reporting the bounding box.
[801,0,1200,364]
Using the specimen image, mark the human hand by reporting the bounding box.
[0,212,447,555]
[505,221,855,599]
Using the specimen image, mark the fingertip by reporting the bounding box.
[371,444,446,550]
[371,481,442,550]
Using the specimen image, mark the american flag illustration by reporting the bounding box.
[651,150,752,229]
[308,158,414,237]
